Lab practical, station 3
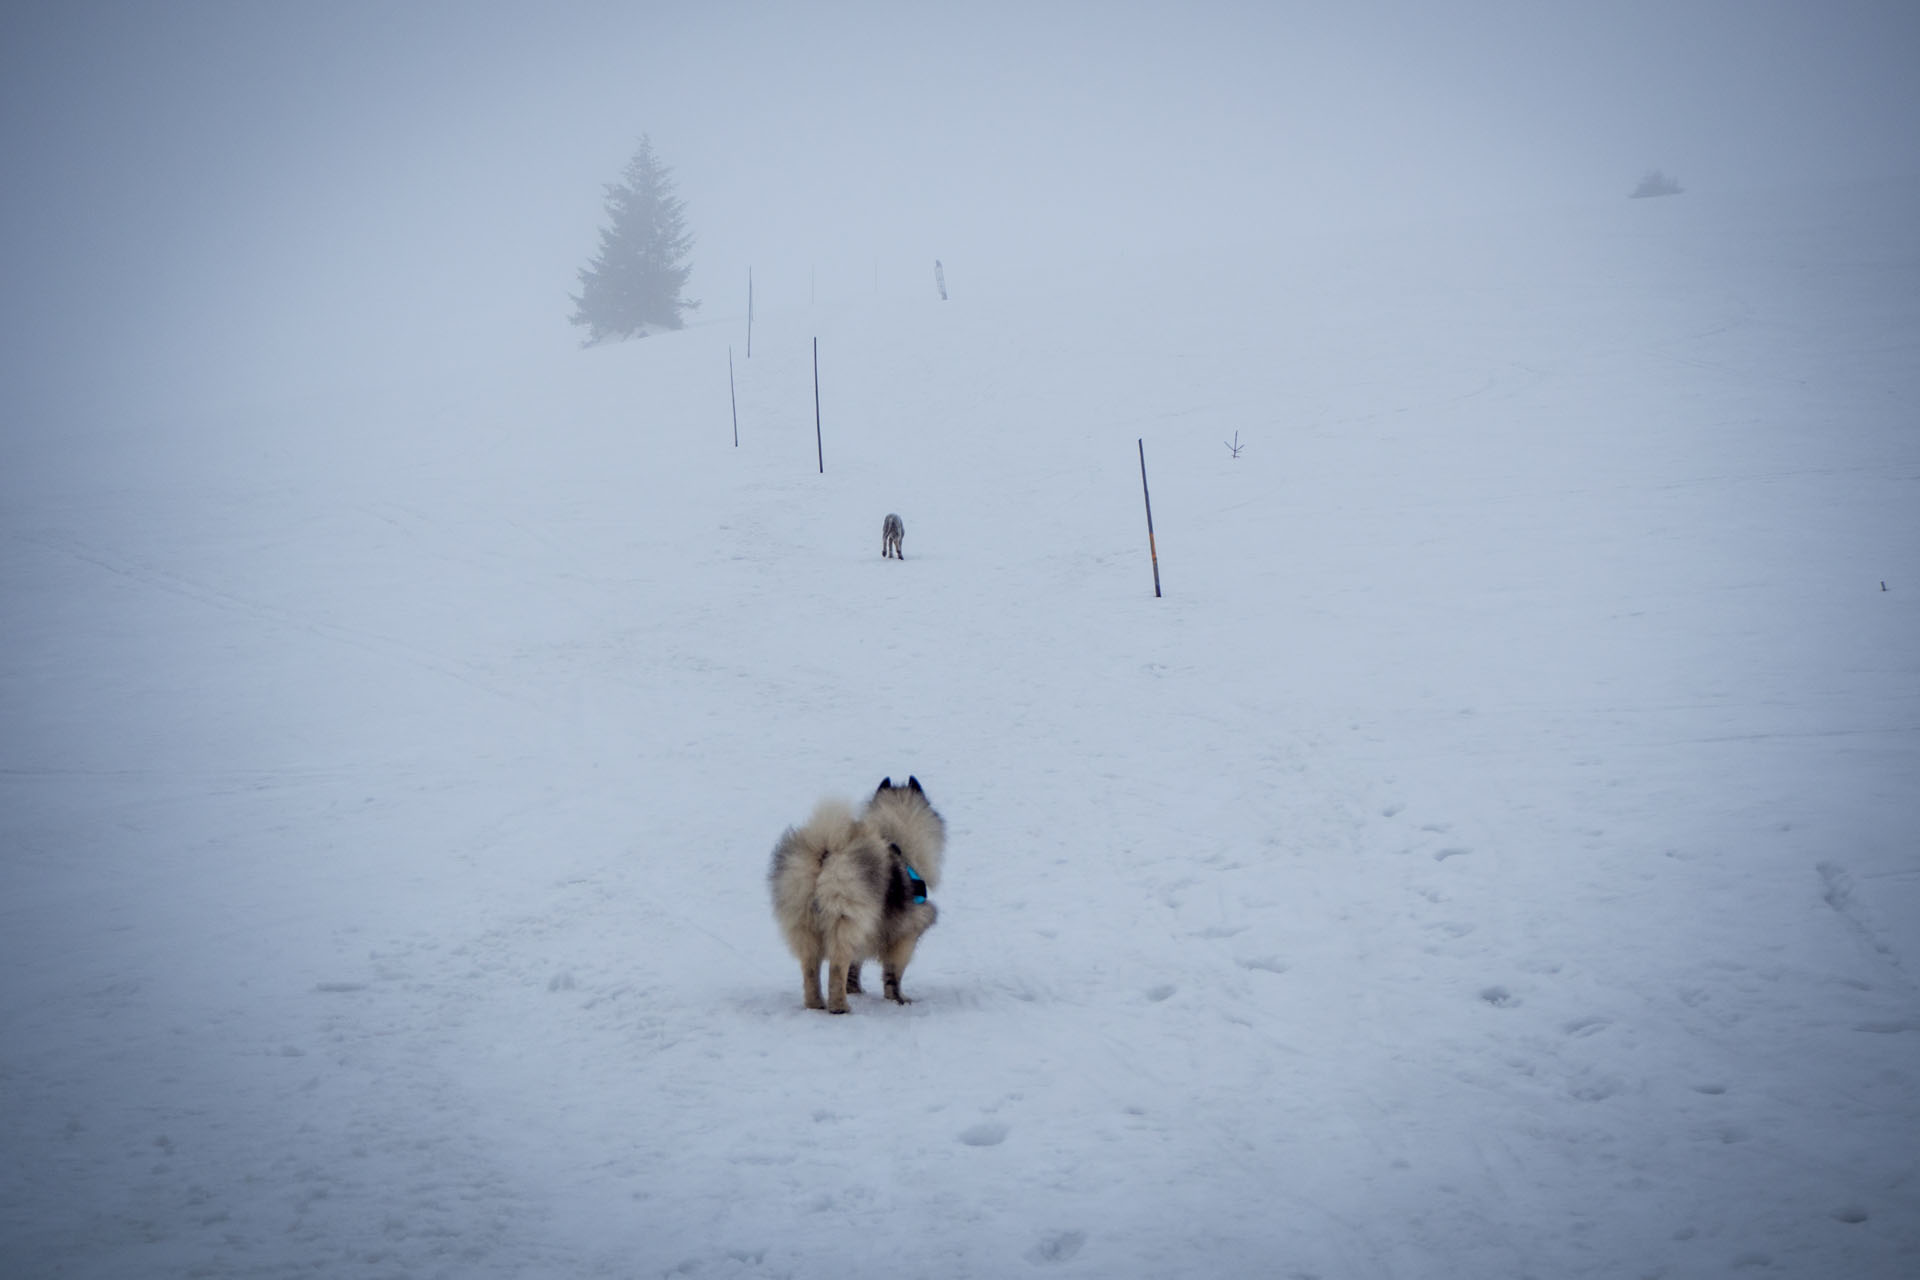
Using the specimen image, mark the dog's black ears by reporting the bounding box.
[876,777,894,794]
[907,775,923,794]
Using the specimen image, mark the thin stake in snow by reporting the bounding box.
[1139,437,1162,598]
[1226,430,1244,459]
[729,347,739,447]
[813,337,824,474]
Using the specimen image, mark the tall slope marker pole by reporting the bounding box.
[728,347,739,447]
[813,338,824,474]
[1138,438,1162,598]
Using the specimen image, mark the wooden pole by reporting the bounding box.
[1138,438,1162,598]
[729,346,738,447]
[813,337,824,474]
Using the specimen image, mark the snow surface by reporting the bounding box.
[3,180,1918,1279]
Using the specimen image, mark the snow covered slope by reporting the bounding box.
[3,179,1917,1278]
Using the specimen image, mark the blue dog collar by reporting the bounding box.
[905,864,928,904]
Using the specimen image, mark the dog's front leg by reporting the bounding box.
[844,961,863,994]
[881,937,920,1004]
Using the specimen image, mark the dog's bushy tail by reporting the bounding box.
[768,799,884,962]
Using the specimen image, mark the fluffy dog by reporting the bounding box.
[767,777,946,1012]
[882,513,905,559]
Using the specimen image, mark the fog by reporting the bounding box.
[3,0,1917,418]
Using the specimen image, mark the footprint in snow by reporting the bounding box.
[1479,986,1518,1008]
[1026,1230,1086,1264]
[1433,847,1472,862]
[959,1122,1009,1147]
[1568,1074,1623,1102]
[1145,984,1177,1002]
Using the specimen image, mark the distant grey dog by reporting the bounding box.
[768,777,946,1013]
[882,513,905,559]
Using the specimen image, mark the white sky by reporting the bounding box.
[3,0,1917,415]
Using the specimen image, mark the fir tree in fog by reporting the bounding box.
[1630,169,1684,198]
[570,136,699,344]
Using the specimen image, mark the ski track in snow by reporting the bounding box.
[4,182,1919,1277]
